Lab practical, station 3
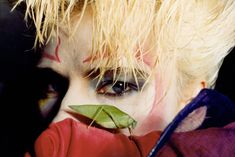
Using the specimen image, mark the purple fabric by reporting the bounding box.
[31,119,235,157]
[158,122,235,157]
[30,89,235,157]
[149,89,235,156]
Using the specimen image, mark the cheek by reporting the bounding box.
[149,74,172,124]
[150,74,166,114]
[133,75,167,134]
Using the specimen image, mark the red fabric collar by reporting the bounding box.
[34,118,161,157]
[33,118,235,157]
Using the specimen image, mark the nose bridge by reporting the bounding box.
[62,78,93,108]
[53,77,96,122]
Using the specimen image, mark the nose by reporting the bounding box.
[52,78,97,122]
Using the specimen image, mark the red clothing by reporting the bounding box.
[33,118,235,157]
[34,118,160,157]
[33,88,235,157]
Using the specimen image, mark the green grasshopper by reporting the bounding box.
[69,104,137,133]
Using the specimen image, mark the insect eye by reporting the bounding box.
[96,80,138,96]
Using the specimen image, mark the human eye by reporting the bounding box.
[96,79,139,97]
[37,68,68,119]
[88,68,146,97]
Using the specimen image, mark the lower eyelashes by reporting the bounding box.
[86,68,147,97]
[96,80,138,97]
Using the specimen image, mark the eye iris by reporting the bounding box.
[112,82,126,95]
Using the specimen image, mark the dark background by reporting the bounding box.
[0,1,44,156]
[0,0,235,156]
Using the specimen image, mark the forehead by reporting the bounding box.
[38,12,93,76]
[38,7,156,78]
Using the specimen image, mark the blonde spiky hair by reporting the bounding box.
[13,0,160,81]
[155,0,235,102]
[13,0,235,105]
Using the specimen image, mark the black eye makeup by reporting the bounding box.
[36,68,69,119]
[96,80,139,96]
[87,69,146,97]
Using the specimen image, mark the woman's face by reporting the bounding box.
[37,11,180,136]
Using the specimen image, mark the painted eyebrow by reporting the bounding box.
[42,37,61,63]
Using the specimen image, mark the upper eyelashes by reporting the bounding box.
[96,80,138,97]
[86,68,146,97]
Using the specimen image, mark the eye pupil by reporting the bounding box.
[112,82,126,95]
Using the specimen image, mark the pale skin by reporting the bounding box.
[38,9,206,136]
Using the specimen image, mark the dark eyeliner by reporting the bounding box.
[87,68,146,96]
